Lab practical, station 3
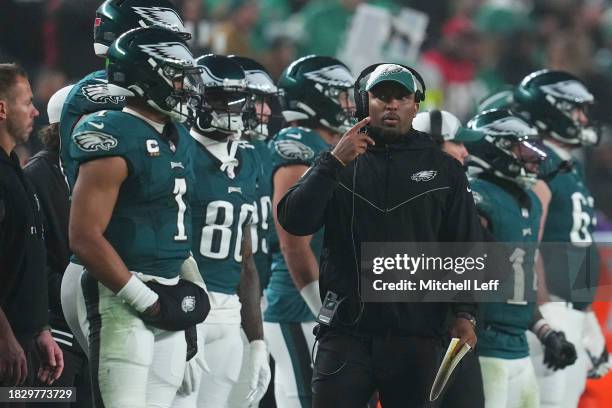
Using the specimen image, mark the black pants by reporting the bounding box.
[30,342,92,408]
[312,330,443,408]
[438,348,484,408]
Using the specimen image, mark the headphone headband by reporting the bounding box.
[354,63,426,121]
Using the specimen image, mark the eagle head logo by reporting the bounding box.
[74,131,118,152]
[82,83,125,105]
[274,140,315,161]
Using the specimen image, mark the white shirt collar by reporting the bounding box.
[543,139,573,161]
[122,107,165,134]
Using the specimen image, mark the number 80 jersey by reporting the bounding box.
[191,139,260,295]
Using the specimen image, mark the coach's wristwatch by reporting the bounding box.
[456,312,477,328]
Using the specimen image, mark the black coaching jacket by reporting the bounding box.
[277,129,482,338]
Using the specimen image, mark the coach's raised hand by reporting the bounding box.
[330,117,374,165]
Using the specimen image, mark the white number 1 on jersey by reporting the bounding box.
[174,178,188,241]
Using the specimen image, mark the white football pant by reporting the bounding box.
[479,356,539,408]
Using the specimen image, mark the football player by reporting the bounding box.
[412,109,485,165]
[226,55,281,407]
[68,26,208,408]
[60,0,191,356]
[263,55,355,408]
[171,54,270,408]
[466,109,576,408]
[514,70,609,407]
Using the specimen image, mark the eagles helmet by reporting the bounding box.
[466,109,547,189]
[228,55,281,140]
[194,54,249,137]
[477,85,515,113]
[514,70,598,146]
[94,0,190,57]
[278,55,355,134]
[106,26,203,123]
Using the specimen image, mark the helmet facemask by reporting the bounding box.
[317,85,355,134]
[196,87,249,137]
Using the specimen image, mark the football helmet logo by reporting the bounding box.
[74,131,118,152]
[304,65,354,88]
[132,6,185,33]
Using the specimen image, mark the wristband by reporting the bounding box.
[300,280,323,317]
[531,318,552,341]
[116,275,159,313]
[456,312,476,328]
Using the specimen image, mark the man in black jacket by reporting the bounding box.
[0,63,63,395]
[277,64,482,407]
[24,85,92,407]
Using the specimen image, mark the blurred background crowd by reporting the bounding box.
[3,0,612,220]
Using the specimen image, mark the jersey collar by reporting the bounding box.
[122,107,165,134]
[190,128,240,179]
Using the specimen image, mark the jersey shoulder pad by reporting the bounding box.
[470,178,499,221]
[269,126,328,167]
[70,111,139,163]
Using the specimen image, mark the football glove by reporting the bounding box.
[245,340,271,406]
[542,330,577,371]
[141,279,210,331]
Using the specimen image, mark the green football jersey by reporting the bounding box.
[191,138,259,295]
[471,177,541,359]
[69,110,194,279]
[250,139,274,292]
[264,126,331,323]
[60,70,126,191]
[539,141,599,305]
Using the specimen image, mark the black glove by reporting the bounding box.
[141,279,210,331]
[587,346,610,379]
[185,326,198,361]
[542,330,577,371]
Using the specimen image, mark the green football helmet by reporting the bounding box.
[278,55,355,134]
[514,70,598,146]
[194,54,249,136]
[477,85,515,113]
[106,26,203,123]
[228,55,281,140]
[466,109,547,189]
[94,0,190,57]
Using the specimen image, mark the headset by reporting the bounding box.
[353,63,427,122]
[429,109,444,145]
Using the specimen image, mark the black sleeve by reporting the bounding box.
[277,151,344,236]
[441,167,483,316]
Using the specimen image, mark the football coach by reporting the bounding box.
[276,63,483,407]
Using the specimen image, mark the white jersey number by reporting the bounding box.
[200,200,254,262]
[173,178,188,241]
[570,192,594,244]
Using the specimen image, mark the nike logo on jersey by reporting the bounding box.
[89,122,104,130]
[228,186,242,194]
[285,132,303,140]
[171,162,184,169]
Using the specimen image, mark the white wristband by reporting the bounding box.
[531,318,551,341]
[250,339,267,353]
[116,275,159,313]
[300,280,322,317]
